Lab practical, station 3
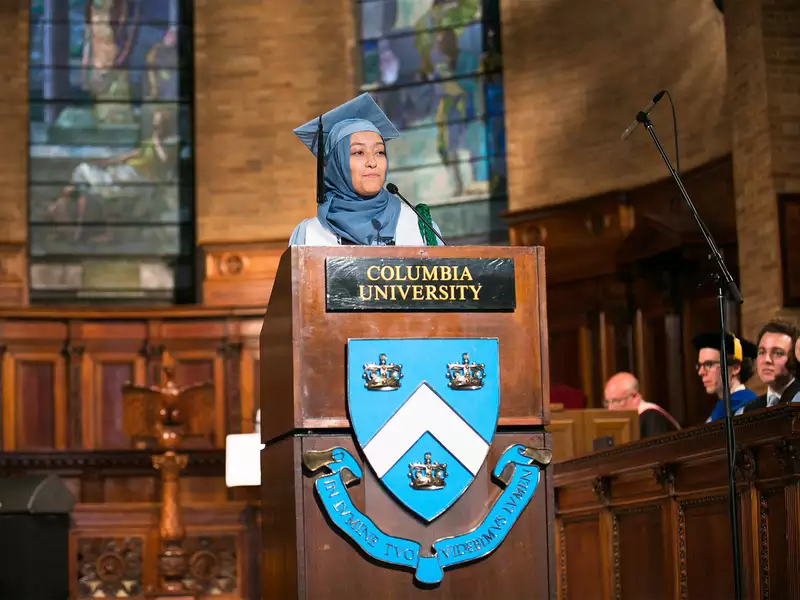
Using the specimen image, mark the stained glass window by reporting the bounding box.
[358,0,507,242]
[28,0,194,303]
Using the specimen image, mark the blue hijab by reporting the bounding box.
[317,118,401,245]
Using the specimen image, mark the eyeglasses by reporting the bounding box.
[603,391,634,408]
[695,360,720,372]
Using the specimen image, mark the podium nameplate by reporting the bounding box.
[325,257,516,312]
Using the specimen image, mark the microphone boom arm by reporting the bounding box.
[386,183,448,246]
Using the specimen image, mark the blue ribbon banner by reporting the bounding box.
[305,444,547,585]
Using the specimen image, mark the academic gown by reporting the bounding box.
[639,409,679,439]
[705,388,758,422]
[289,202,442,246]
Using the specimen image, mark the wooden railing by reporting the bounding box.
[553,405,800,600]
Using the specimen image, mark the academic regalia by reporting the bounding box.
[290,93,443,247]
[691,332,758,421]
[638,400,680,438]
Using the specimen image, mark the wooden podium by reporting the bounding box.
[259,246,556,599]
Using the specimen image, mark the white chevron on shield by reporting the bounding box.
[362,383,489,478]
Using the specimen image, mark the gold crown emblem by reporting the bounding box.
[408,453,447,490]
[446,353,485,390]
[362,353,403,391]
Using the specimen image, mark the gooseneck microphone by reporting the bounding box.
[621,90,666,140]
[386,183,448,246]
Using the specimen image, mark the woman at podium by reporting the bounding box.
[289,93,444,247]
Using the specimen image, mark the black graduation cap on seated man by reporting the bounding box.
[293,93,400,205]
[691,332,758,362]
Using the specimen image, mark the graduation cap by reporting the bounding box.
[293,93,400,204]
[691,332,758,362]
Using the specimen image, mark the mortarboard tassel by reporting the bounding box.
[316,115,324,204]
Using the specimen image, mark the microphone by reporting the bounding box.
[621,90,666,140]
[386,183,448,246]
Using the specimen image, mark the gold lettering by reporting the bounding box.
[396,285,410,300]
[439,267,452,282]
[389,285,397,301]
[406,266,420,281]
[412,285,424,301]
[422,265,437,280]
[457,285,467,300]
[425,285,437,300]
[392,265,406,281]
[366,266,380,281]
[375,285,389,300]
[359,285,372,300]
[461,267,474,281]
[469,284,482,300]
[439,285,450,300]
[380,266,393,281]
[449,284,456,300]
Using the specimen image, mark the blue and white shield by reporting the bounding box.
[347,338,500,523]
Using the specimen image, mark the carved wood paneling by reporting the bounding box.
[183,535,238,596]
[784,483,800,600]
[74,537,144,599]
[67,502,257,600]
[554,406,800,600]
[200,241,285,307]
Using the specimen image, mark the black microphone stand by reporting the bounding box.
[635,110,744,600]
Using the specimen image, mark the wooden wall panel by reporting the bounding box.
[0,308,263,451]
[17,360,57,449]
[167,353,225,447]
[103,476,158,504]
[562,517,604,600]
[680,496,735,599]
[505,157,740,429]
[3,355,65,450]
[763,487,789,599]
[240,346,259,434]
[97,361,135,449]
[613,505,668,600]
[549,329,583,392]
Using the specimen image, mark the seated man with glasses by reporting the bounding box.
[743,320,799,412]
[604,372,680,439]
[691,332,758,422]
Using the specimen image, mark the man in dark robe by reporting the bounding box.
[604,372,680,439]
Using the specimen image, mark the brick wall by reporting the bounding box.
[0,0,29,245]
[764,0,800,195]
[725,0,800,338]
[501,0,731,211]
[194,0,357,244]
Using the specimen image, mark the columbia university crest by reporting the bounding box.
[303,338,550,584]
